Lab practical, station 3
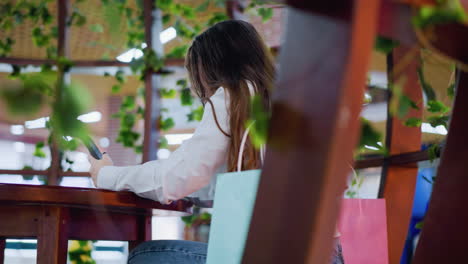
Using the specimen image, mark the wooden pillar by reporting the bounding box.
[243,1,380,263]
[412,70,468,263]
[36,206,69,264]
[142,0,162,162]
[226,0,245,20]
[380,46,422,264]
[128,213,152,252]
[49,0,70,185]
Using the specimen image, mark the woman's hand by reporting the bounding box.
[88,153,114,187]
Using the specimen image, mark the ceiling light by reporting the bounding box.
[10,125,25,135]
[160,27,177,44]
[77,111,102,123]
[165,133,193,145]
[422,123,448,135]
[116,27,177,62]
[25,117,49,129]
[116,48,144,63]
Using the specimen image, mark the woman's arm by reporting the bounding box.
[93,88,230,203]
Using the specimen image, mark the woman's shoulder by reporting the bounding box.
[209,86,229,109]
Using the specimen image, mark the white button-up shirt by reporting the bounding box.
[97,87,230,204]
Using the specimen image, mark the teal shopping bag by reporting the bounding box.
[206,169,261,264]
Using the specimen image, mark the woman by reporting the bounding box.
[90,20,344,264]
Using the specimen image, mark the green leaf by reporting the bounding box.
[187,105,204,122]
[395,95,419,119]
[415,221,424,230]
[36,141,45,148]
[10,64,21,78]
[115,70,126,83]
[247,95,270,148]
[199,212,211,221]
[162,13,171,24]
[60,138,79,151]
[427,114,450,128]
[427,100,450,113]
[121,96,136,110]
[257,7,273,23]
[405,117,422,127]
[417,66,436,101]
[111,84,121,93]
[1,72,56,116]
[176,79,187,87]
[428,144,440,162]
[165,44,188,59]
[180,88,194,106]
[134,145,143,154]
[156,0,173,11]
[174,20,197,39]
[159,136,168,148]
[195,0,210,12]
[160,117,175,131]
[56,56,74,72]
[51,82,91,139]
[160,88,177,98]
[89,23,104,33]
[374,36,399,54]
[34,142,46,158]
[412,0,468,28]
[206,12,229,27]
[359,118,382,150]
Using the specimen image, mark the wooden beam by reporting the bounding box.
[243,1,380,262]
[0,57,184,68]
[0,169,90,177]
[380,46,423,264]
[354,149,430,169]
[0,183,193,212]
[413,70,468,263]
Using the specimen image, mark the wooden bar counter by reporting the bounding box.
[0,184,192,264]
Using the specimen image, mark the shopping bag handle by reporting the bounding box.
[237,123,265,172]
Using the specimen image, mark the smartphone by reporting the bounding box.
[81,136,103,160]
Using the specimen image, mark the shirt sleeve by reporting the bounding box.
[97,88,230,204]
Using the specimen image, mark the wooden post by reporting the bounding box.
[412,70,468,263]
[128,213,152,252]
[36,206,69,264]
[243,1,380,263]
[226,0,245,20]
[379,46,422,264]
[142,0,162,162]
[49,0,70,185]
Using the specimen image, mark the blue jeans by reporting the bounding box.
[128,240,207,264]
[128,239,344,264]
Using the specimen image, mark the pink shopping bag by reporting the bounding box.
[338,199,389,264]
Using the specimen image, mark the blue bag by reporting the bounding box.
[206,127,263,264]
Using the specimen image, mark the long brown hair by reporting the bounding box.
[185,20,275,172]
